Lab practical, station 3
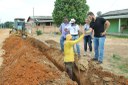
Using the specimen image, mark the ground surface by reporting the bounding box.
[33,33,128,78]
[0,29,10,67]
[0,29,77,85]
[0,29,128,85]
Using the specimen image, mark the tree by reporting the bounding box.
[4,21,14,28]
[52,0,89,26]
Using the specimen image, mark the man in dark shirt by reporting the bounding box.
[87,12,110,64]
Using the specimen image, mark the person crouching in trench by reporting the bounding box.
[64,30,90,79]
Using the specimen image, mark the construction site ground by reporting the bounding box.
[0,29,128,85]
[33,33,128,78]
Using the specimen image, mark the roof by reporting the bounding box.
[14,18,25,20]
[27,16,53,22]
[101,8,128,19]
[35,20,53,23]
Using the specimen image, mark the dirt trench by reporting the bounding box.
[34,39,128,85]
[0,35,128,85]
[0,35,77,85]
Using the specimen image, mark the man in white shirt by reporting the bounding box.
[67,18,81,57]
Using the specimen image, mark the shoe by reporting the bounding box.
[91,58,98,61]
[97,61,103,64]
[83,52,86,56]
[83,51,88,56]
[78,54,81,58]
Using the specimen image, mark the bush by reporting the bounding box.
[36,30,42,36]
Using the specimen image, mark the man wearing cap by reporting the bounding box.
[67,18,81,57]
[59,17,70,52]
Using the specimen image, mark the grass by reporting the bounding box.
[112,54,121,61]
[107,35,128,38]
[110,54,128,78]
[118,64,128,73]
[36,30,43,36]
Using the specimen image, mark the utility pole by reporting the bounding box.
[33,7,34,18]
[32,7,35,35]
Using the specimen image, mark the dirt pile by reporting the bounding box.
[0,36,77,85]
[43,39,128,85]
[1,35,127,85]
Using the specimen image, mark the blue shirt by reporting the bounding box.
[59,22,70,38]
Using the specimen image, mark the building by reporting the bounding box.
[101,9,128,34]
[14,18,25,30]
[27,16,53,26]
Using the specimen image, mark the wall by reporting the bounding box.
[107,18,128,34]
[107,19,119,33]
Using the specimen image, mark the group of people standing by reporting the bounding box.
[59,12,110,80]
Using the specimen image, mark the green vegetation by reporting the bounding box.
[36,30,42,36]
[0,21,14,28]
[112,54,121,61]
[52,0,89,26]
[118,64,128,73]
[107,35,128,39]
[110,54,128,78]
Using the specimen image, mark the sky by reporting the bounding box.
[0,0,128,23]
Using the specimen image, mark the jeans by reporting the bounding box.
[84,35,92,52]
[60,36,65,52]
[72,35,80,55]
[93,37,106,62]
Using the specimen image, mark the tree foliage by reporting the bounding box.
[52,0,89,26]
[4,21,14,28]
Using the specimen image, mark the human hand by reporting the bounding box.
[64,28,68,32]
[101,31,106,36]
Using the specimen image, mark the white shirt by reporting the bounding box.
[84,24,90,30]
[84,24,92,36]
[68,24,80,35]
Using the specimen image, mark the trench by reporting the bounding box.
[31,37,128,85]
[28,38,65,71]
[0,35,127,85]
[29,37,128,85]
[0,35,77,85]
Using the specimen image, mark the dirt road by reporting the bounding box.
[0,29,10,67]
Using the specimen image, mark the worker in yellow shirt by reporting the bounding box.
[64,27,92,80]
[64,33,84,80]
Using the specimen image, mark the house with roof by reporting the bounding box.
[27,16,53,26]
[101,9,128,34]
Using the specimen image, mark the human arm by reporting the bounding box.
[84,28,93,36]
[65,25,70,34]
[70,34,85,45]
[101,20,110,36]
[59,24,62,33]
[77,25,81,37]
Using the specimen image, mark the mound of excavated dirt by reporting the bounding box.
[0,36,77,85]
[42,39,128,85]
